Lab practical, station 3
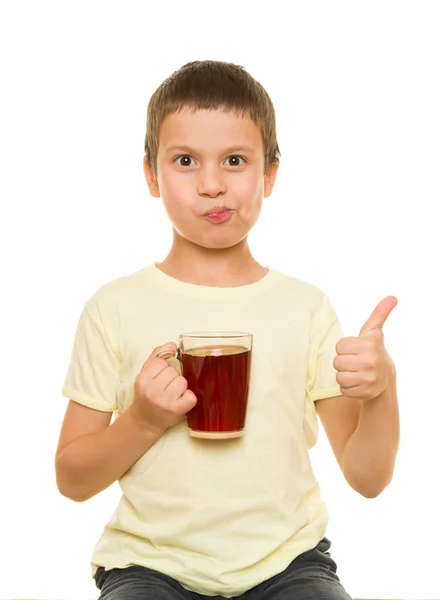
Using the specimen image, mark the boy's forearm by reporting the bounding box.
[342,369,400,498]
[56,407,164,502]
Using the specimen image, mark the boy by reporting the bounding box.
[56,60,399,600]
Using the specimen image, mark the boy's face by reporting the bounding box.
[144,107,278,250]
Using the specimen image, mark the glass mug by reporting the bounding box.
[158,332,253,439]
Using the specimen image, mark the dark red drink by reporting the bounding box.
[182,345,252,439]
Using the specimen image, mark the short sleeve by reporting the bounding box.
[304,292,344,448]
[306,292,344,403]
[62,299,121,412]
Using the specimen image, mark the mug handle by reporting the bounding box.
[156,348,182,361]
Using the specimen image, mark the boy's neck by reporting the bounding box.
[156,237,268,288]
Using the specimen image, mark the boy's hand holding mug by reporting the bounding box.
[131,342,197,434]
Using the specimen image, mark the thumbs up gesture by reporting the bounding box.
[333,296,398,400]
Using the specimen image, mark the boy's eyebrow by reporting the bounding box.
[164,144,257,155]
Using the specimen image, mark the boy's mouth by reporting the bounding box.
[203,206,233,223]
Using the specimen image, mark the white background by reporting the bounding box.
[1,1,439,599]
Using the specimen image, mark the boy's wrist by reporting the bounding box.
[126,404,167,439]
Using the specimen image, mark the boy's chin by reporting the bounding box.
[189,235,249,251]
[198,231,250,250]
[173,227,249,251]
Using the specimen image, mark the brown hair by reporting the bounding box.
[144,60,281,175]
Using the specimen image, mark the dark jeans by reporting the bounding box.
[94,537,352,600]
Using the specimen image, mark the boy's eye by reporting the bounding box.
[177,155,195,167]
[226,156,245,167]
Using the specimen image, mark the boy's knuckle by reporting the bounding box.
[177,375,188,390]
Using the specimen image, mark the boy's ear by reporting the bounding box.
[143,156,160,198]
[263,161,279,198]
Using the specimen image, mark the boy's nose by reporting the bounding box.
[197,167,227,197]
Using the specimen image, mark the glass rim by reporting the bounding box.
[179,331,252,339]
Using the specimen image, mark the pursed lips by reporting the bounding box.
[203,206,232,217]
[203,206,234,223]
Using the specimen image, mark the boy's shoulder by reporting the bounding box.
[84,264,154,310]
[273,267,331,304]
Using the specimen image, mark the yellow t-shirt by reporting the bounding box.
[62,263,343,597]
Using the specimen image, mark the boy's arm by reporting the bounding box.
[316,369,399,498]
[55,400,163,502]
[315,296,400,498]
[56,343,197,502]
